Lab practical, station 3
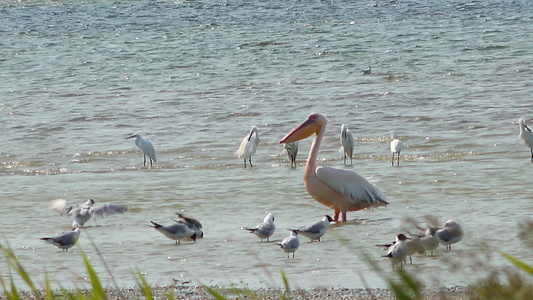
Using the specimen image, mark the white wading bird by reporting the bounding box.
[340,124,354,165]
[149,221,197,245]
[243,213,276,242]
[437,220,463,251]
[276,230,300,258]
[50,199,127,228]
[290,215,333,242]
[41,228,80,251]
[518,118,533,162]
[236,126,260,168]
[126,133,157,167]
[383,233,410,270]
[390,134,404,166]
[279,113,389,222]
[283,141,298,168]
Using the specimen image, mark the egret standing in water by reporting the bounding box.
[283,141,298,168]
[518,118,533,162]
[340,124,354,165]
[236,126,260,168]
[280,113,389,222]
[390,134,404,166]
[126,134,156,167]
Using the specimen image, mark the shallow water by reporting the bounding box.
[1,0,533,290]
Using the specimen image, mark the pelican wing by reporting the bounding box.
[316,166,389,206]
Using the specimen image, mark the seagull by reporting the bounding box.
[244,213,276,242]
[279,113,389,222]
[149,221,197,244]
[390,134,404,166]
[382,233,410,270]
[377,234,423,264]
[276,230,300,258]
[40,228,80,251]
[437,220,464,251]
[518,118,533,162]
[236,126,260,168]
[175,213,204,239]
[50,199,127,228]
[290,215,333,242]
[126,133,157,167]
[362,66,372,75]
[416,226,440,256]
[340,124,354,165]
[283,141,298,168]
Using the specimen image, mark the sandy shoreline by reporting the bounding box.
[16,285,472,299]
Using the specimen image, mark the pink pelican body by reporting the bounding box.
[279,113,389,222]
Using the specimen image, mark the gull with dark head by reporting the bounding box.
[175,213,204,239]
[41,228,80,251]
[276,230,300,258]
[149,221,197,245]
[383,233,410,270]
[290,215,333,242]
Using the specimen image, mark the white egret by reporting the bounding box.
[236,126,260,168]
[390,134,404,166]
[518,118,533,162]
[126,134,157,167]
[280,113,389,222]
[149,221,197,245]
[276,230,300,258]
[41,228,80,251]
[283,141,298,168]
[340,124,354,165]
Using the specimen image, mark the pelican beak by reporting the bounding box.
[280,118,319,144]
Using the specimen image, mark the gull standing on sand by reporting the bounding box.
[175,213,204,239]
[437,220,464,251]
[244,213,276,242]
[50,199,127,228]
[126,133,157,167]
[283,141,298,168]
[279,113,389,222]
[149,221,197,244]
[236,126,260,168]
[383,233,410,270]
[340,124,354,165]
[390,134,404,166]
[290,215,333,242]
[277,230,300,258]
[518,118,533,162]
[41,228,80,251]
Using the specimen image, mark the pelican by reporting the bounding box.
[362,66,372,75]
[383,234,410,270]
[50,198,127,228]
[41,228,80,251]
[437,220,463,251]
[518,118,533,162]
[283,141,298,168]
[340,124,354,165]
[390,134,404,166]
[149,221,197,245]
[279,113,389,222]
[243,213,276,242]
[236,126,260,168]
[126,134,157,167]
[276,230,300,258]
[290,215,333,242]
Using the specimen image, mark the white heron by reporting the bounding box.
[276,230,300,258]
[283,141,298,168]
[362,66,372,75]
[126,134,157,167]
[236,126,260,168]
[390,134,404,166]
[518,118,533,162]
[41,228,81,251]
[340,124,354,165]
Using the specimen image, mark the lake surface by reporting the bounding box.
[1,0,533,291]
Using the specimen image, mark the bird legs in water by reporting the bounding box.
[243,158,253,168]
[391,153,400,166]
[144,155,153,167]
[333,211,347,222]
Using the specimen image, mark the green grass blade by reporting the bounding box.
[134,269,153,300]
[501,252,533,276]
[203,285,228,300]
[78,248,106,300]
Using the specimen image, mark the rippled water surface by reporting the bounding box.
[1,0,533,290]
